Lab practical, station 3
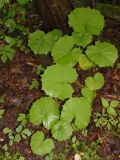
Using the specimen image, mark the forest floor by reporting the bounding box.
[0,16,120,160]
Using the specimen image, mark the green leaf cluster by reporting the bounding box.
[101,98,118,116]
[27,7,118,157]
[29,69,106,156]
[0,149,25,160]
[94,99,119,134]
[3,113,31,146]
[28,7,118,68]
[0,0,29,9]
[0,0,10,9]
[0,45,15,63]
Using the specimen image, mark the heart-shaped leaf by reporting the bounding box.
[85,72,104,90]
[28,29,62,55]
[61,97,91,129]
[86,41,118,67]
[42,64,78,100]
[30,131,54,155]
[51,120,73,141]
[29,97,59,129]
[68,7,105,35]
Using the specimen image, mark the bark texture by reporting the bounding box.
[33,0,71,33]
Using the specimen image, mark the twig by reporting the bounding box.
[102,94,120,101]
[26,61,37,67]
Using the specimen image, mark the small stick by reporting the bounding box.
[26,61,37,67]
[102,94,120,101]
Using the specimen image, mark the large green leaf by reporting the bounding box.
[51,120,73,141]
[68,7,105,35]
[52,35,81,66]
[29,97,59,129]
[54,48,81,66]
[86,41,118,67]
[28,29,62,55]
[42,64,78,100]
[61,97,91,129]
[30,131,54,155]
[52,36,75,60]
[72,32,92,47]
[85,72,104,90]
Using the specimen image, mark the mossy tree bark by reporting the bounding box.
[33,0,71,33]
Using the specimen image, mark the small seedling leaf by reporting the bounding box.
[110,100,119,108]
[107,107,117,116]
[85,72,104,90]
[101,98,109,108]
[30,131,54,155]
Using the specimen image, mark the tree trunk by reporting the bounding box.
[33,0,71,33]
